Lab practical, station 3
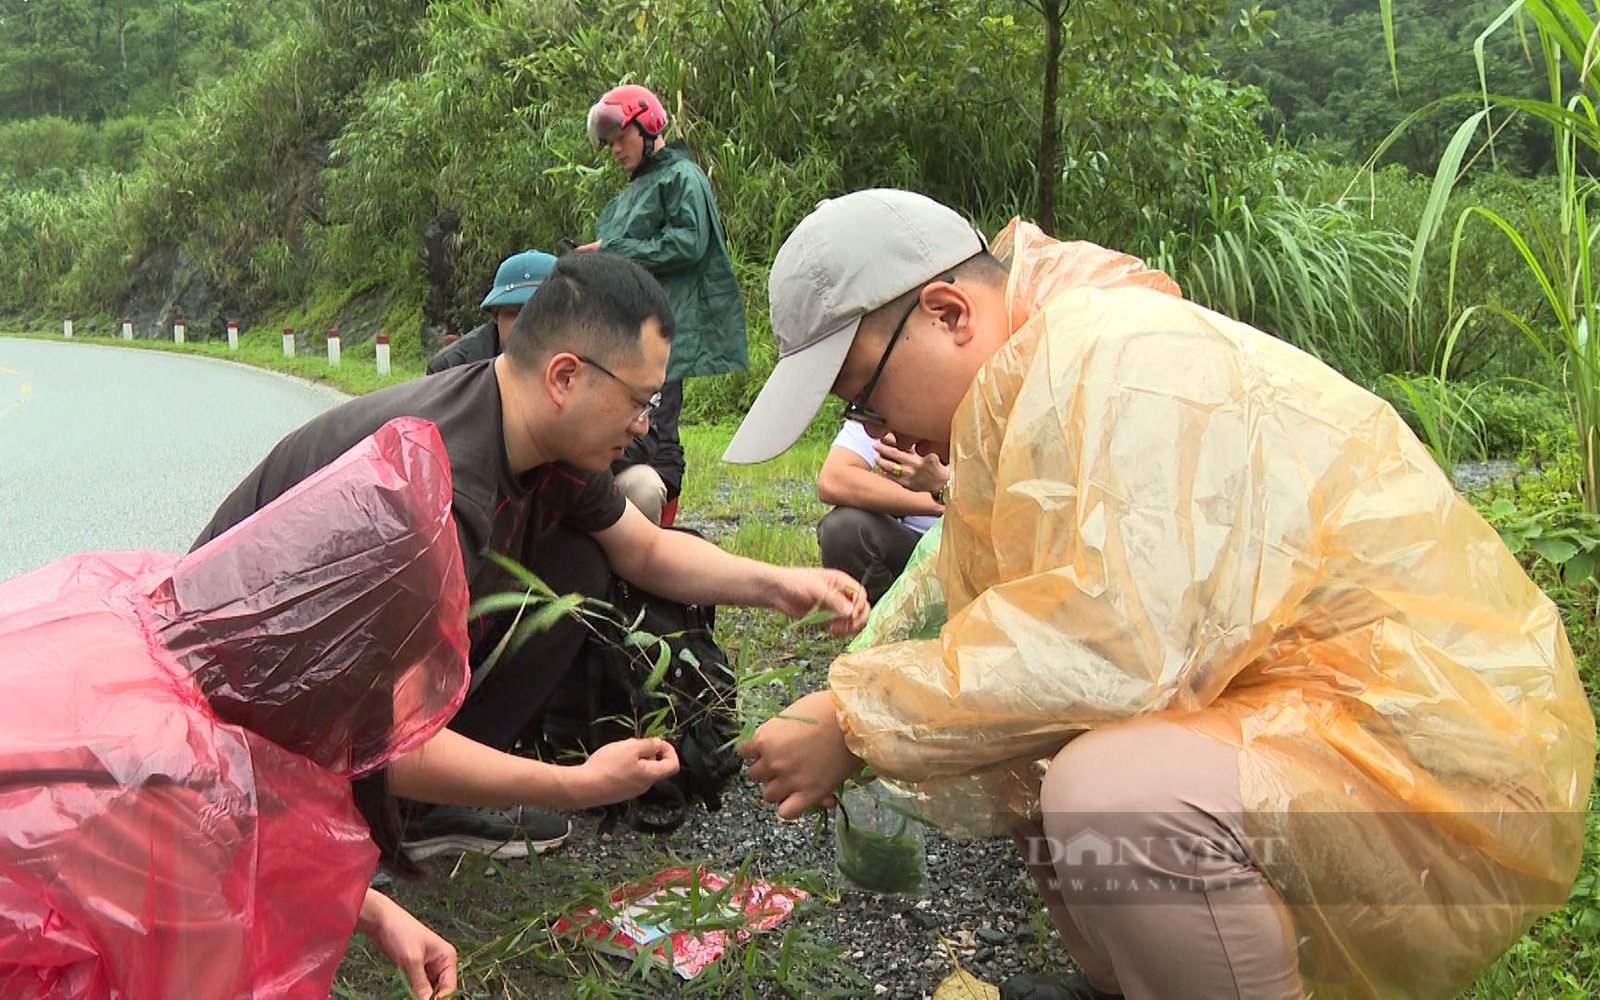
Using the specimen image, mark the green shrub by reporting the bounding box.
[1473,382,1573,460]
[0,0,1294,406]
[0,116,92,185]
[1378,375,1572,466]
[1289,160,1554,381]
[94,116,151,167]
[1153,173,1414,383]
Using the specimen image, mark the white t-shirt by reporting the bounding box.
[830,422,940,535]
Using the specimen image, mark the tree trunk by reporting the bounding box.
[119,0,129,73]
[1037,0,1065,236]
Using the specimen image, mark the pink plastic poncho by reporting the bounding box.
[0,416,469,999]
[831,221,1595,998]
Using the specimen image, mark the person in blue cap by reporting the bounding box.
[426,249,556,374]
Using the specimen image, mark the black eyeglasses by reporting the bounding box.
[576,355,663,425]
[843,276,952,425]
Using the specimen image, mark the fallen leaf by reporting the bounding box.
[933,969,1000,1000]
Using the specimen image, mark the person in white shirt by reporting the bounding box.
[815,420,948,603]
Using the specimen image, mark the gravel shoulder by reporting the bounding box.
[340,769,1072,998]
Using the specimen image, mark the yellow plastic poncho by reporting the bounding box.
[831,221,1595,999]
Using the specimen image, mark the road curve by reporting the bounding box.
[0,338,346,580]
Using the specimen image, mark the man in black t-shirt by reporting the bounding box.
[195,253,869,859]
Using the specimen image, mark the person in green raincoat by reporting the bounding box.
[576,83,747,523]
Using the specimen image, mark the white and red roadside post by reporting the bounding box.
[226,319,239,351]
[282,325,295,358]
[62,315,73,338]
[326,326,341,367]
[173,314,185,344]
[375,330,391,375]
[121,315,132,340]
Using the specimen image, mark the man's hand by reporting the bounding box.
[740,690,864,820]
[564,736,679,809]
[575,240,602,253]
[873,433,949,497]
[770,567,869,636]
[358,889,457,999]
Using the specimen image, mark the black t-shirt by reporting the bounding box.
[425,321,498,375]
[192,361,627,611]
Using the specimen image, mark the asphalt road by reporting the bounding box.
[0,338,346,580]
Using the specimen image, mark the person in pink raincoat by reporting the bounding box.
[0,416,471,998]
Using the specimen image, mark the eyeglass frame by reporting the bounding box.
[843,275,953,426]
[575,354,663,425]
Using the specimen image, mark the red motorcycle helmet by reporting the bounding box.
[587,84,669,148]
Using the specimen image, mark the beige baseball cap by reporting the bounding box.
[722,189,986,464]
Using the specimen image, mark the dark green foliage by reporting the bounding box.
[1377,0,1600,514]
[1292,159,1559,381]
[1470,382,1574,459]
[0,0,300,123]
[1376,375,1572,464]
[1152,161,1416,382]
[1219,0,1552,174]
[0,0,1293,424]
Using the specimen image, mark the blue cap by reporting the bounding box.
[480,250,557,309]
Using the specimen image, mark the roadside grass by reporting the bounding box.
[678,425,830,563]
[0,327,419,396]
[676,426,840,739]
[337,849,862,1000]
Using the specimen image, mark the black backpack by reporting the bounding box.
[535,552,742,834]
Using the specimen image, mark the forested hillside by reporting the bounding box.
[0,0,295,181]
[1220,0,1550,173]
[0,0,1288,407]
[5,6,1600,996]
[0,0,1567,417]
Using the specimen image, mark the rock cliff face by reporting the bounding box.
[112,242,394,352]
[98,137,454,356]
[109,140,329,344]
[118,246,230,342]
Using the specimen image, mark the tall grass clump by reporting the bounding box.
[1297,159,1558,382]
[1153,177,1414,382]
[1382,0,1600,513]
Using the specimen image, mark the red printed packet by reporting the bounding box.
[551,867,807,979]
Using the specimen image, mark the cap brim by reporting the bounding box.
[722,319,859,464]
[480,282,541,310]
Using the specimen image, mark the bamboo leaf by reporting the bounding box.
[1408,110,1492,311]
[508,593,586,646]
[1380,0,1400,95]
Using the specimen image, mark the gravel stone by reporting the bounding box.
[553,772,1078,995]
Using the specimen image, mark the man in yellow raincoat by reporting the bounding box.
[727,188,1594,1000]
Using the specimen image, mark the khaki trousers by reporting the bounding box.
[1012,719,1304,999]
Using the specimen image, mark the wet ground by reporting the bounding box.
[336,768,1070,999]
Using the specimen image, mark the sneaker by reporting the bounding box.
[1000,972,1124,1000]
[400,805,571,862]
